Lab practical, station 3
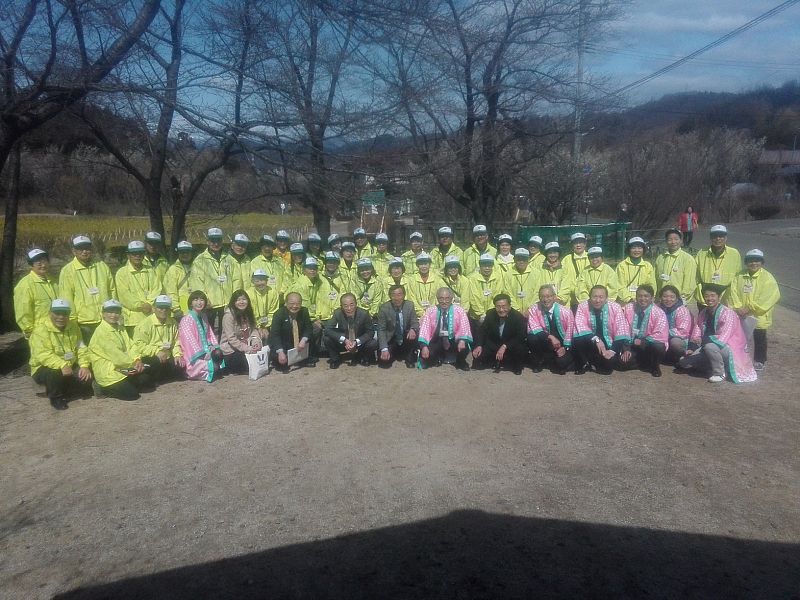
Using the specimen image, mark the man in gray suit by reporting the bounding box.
[377,285,419,368]
[324,293,377,368]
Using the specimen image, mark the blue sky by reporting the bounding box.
[589,0,800,103]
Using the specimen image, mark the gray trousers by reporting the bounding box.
[679,343,730,377]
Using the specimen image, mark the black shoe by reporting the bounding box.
[492,362,502,374]
[575,365,586,375]
[405,360,416,369]
[360,357,372,366]
[50,397,68,410]
[531,364,543,373]
[379,361,392,369]
[596,367,613,375]
[455,360,470,372]
[652,365,662,377]
[329,359,340,369]
[307,357,318,366]
[512,366,523,375]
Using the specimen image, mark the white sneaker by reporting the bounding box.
[708,375,725,383]
[753,362,765,371]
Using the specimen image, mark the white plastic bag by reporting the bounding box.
[246,346,270,380]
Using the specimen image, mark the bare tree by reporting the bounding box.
[0,0,161,330]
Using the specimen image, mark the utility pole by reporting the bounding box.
[572,0,585,164]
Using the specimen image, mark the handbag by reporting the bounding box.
[246,346,270,380]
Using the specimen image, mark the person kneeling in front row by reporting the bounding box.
[376,285,419,368]
[269,292,315,372]
[220,289,263,375]
[418,287,472,370]
[325,293,378,368]
[133,294,185,384]
[571,285,631,375]
[526,284,575,374]
[472,293,527,374]
[88,299,153,400]
[29,299,93,410]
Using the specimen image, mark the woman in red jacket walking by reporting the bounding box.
[677,206,699,247]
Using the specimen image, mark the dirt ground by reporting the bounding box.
[1,308,799,599]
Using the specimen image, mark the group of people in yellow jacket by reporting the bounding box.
[15,222,779,410]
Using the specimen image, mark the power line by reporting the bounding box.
[613,0,800,96]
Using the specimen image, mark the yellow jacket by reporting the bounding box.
[534,263,574,306]
[245,284,281,327]
[468,271,509,319]
[462,243,497,275]
[727,268,780,329]
[142,255,169,289]
[58,257,116,325]
[655,249,697,303]
[563,252,590,280]
[382,274,412,297]
[286,275,336,321]
[29,318,89,376]
[442,274,473,314]
[88,320,140,387]
[281,262,306,296]
[350,275,388,317]
[407,272,446,316]
[401,250,424,275]
[575,263,620,302]
[371,251,393,277]
[615,257,657,304]
[504,265,539,313]
[132,312,182,358]
[431,244,463,275]
[14,271,58,337]
[356,242,374,260]
[247,254,285,290]
[189,250,243,309]
[696,246,742,299]
[115,261,162,328]
[163,260,192,316]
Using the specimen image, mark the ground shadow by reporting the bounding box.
[0,336,28,376]
[56,510,799,599]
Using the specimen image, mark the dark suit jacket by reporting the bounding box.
[376,300,419,350]
[324,307,374,346]
[478,308,527,351]
[269,306,313,352]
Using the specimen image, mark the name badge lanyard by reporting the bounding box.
[77,264,98,301]
[626,264,644,290]
[513,271,532,296]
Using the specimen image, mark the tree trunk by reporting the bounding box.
[0,143,21,331]
[311,203,331,241]
[145,184,165,241]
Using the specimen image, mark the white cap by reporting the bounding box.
[341,241,356,250]
[709,224,728,235]
[290,242,305,253]
[356,257,373,268]
[207,227,223,239]
[744,248,765,260]
[415,252,432,263]
[545,241,560,252]
[72,235,92,247]
[498,234,513,243]
[389,256,404,266]
[308,233,322,242]
[251,269,268,277]
[145,231,162,242]
[27,248,47,261]
[444,255,461,266]
[588,246,603,255]
[570,232,587,242]
[304,257,319,267]
[233,233,249,244]
[438,226,453,236]
[375,232,389,242]
[260,234,275,245]
[514,248,530,258]
[327,233,340,243]
[324,251,341,262]
[409,231,423,240]
[478,253,495,264]
[50,299,71,313]
[102,299,123,311]
[176,240,193,251]
[276,229,290,239]
[627,236,646,246]
[127,240,146,252]
[154,295,172,308]
[473,224,488,234]
[528,235,543,246]
[353,227,366,236]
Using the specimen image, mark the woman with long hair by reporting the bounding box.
[178,290,224,382]
[220,289,263,374]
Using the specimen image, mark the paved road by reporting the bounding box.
[724,218,800,313]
